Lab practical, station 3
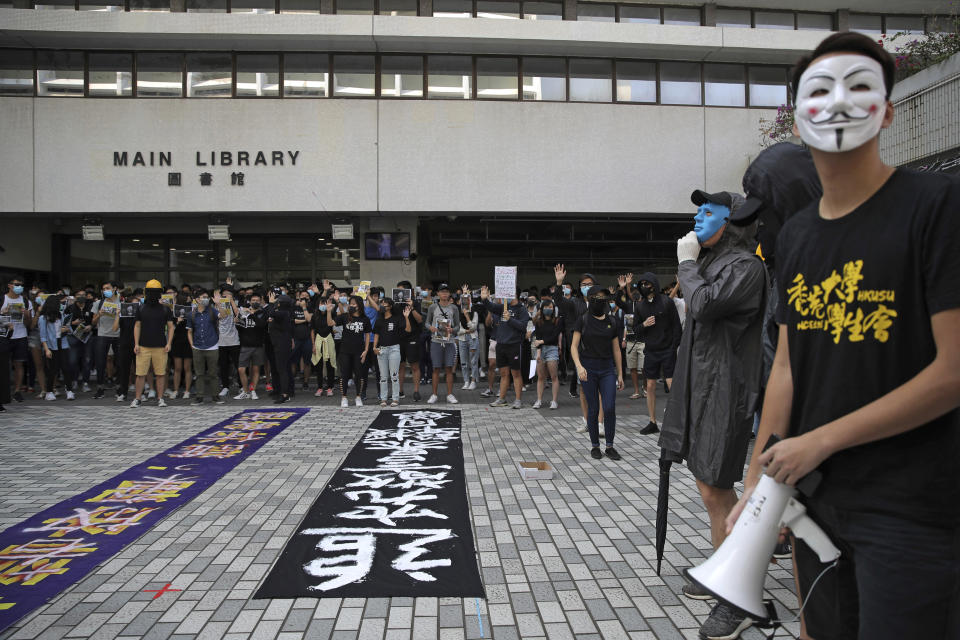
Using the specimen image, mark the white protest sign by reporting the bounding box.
[494,266,517,301]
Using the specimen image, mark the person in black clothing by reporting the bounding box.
[479,285,530,409]
[114,288,140,402]
[0,314,11,412]
[617,271,682,435]
[267,291,295,403]
[169,292,193,399]
[395,281,425,402]
[65,293,94,391]
[571,285,624,461]
[292,292,313,390]
[532,299,562,409]
[328,294,371,407]
[236,292,268,400]
[373,297,410,407]
[310,293,338,397]
[551,264,596,399]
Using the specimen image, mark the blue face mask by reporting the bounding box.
[693,203,730,244]
[543,307,554,317]
[339,296,348,304]
[307,289,315,297]
[609,301,616,309]
[103,290,113,298]
[12,285,23,295]
[580,285,591,297]
[319,304,327,312]
[562,287,571,296]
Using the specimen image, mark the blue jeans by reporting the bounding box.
[66,335,92,383]
[458,336,480,382]
[93,335,118,387]
[377,344,402,402]
[580,356,617,448]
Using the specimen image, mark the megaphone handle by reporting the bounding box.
[782,499,841,563]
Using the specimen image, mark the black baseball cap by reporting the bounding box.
[437,283,451,291]
[690,189,758,225]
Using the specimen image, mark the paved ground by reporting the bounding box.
[0,383,801,640]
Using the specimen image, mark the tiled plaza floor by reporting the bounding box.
[0,385,801,640]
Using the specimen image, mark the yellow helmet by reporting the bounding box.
[146,279,163,289]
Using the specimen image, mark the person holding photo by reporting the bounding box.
[329,294,371,408]
[2,276,32,403]
[424,283,461,405]
[373,297,408,407]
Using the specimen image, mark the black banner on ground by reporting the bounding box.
[255,410,484,599]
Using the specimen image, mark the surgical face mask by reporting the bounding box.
[62,287,71,295]
[609,301,616,309]
[694,203,730,244]
[307,289,315,297]
[543,307,554,317]
[319,304,327,312]
[562,287,571,296]
[12,285,23,295]
[102,289,113,298]
[795,54,887,153]
[339,296,348,305]
[30,289,38,296]
[580,285,591,297]
[198,297,209,307]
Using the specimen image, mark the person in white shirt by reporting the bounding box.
[1,276,32,403]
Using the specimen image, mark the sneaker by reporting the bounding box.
[13,390,24,402]
[129,398,141,408]
[399,389,406,398]
[682,582,713,600]
[489,398,508,407]
[461,381,471,390]
[773,541,792,560]
[341,397,349,408]
[590,447,603,460]
[446,394,459,404]
[326,388,334,397]
[699,603,752,640]
[115,394,125,402]
[468,381,477,390]
[147,390,157,400]
[82,383,92,393]
[315,388,325,397]
[604,447,621,461]
[355,397,363,407]
[157,398,168,408]
[214,396,225,404]
[390,400,399,407]
[427,394,439,404]
[266,383,274,392]
[193,397,204,405]
[235,391,251,400]
[164,389,176,399]
[182,391,191,399]
[44,392,56,401]
[413,390,422,402]
[275,396,289,404]
[569,389,579,398]
[219,387,229,397]
[93,389,104,400]
[640,421,660,435]
[532,400,542,409]
[550,400,558,409]
[66,391,75,401]
[479,388,494,398]
[576,418,587,433]
[250,390,259,400]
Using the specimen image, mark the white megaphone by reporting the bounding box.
[685,471,841,621]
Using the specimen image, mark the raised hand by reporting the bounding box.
[554,264,566,285]
[617,274,627,289]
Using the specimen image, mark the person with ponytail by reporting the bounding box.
[38,294,74,401]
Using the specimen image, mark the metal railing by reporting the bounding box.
[881,72,960,167]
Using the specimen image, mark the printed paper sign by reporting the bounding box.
[120,303,138,318]
[160,294,175,309]
[173,305,191,320]
[355,281,371,300]
[494,266,517,301]
[392,289,411,304]
[100,301,119,317]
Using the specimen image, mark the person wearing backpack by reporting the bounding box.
[186,288,221,405]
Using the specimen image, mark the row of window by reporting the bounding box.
[0,49,792,106]
[5,0,954,35]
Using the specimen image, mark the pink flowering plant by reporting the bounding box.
[758,104,795,147]
[882,14,960,81]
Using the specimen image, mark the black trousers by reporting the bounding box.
[218,344,240,390]
[338,351,364,397]
[315,359,336,390]
[44,349,74,393]
[116,341,134,398]
[0,347,11,404]
[270,335,293,397]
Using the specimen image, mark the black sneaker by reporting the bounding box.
[604,447,621,461]
[569,390,579,398]
[193,397,204,404]
[214,397,225,405]
[699,603,752,640]
[682,581,713,600]
[590,447,603,460]
[773,540,792,559]
[13,391,23,403]
[0,405,6,412]
[92,389,104,400]
[640,421,660,435]
[413,391,421,402]
[399,389,406,398]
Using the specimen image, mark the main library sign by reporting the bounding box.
[112,149,301,188]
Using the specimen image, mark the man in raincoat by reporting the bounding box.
[659,190,767,637]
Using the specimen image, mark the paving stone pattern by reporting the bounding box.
[0,389,801,639]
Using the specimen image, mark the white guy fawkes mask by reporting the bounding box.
[795,54,887,153]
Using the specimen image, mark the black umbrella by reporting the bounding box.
[655,449,683,576]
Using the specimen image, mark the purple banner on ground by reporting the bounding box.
[0,409,309,634]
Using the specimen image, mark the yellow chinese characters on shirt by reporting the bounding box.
[786,259,897,344]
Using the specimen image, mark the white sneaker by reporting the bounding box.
[147,390,157,399]
[576,418,587,433]
[250,390,259,400]
[550,401,558,410]
[66,391,76,401]
[182,391,191,399]
[355,397,363,407]
[341,397,349,408]
[44,392,56,401]
[82,383,91,393]
[157,398,168,408]
[461,382,470,390]
[129,398,140,408]
[427,394,439,404]
[164,389,177,399]
[219,387,229,397]
[234,391,250,400]
[446,394,458,404]
[532,400,542,409]
[468,381,477,390]
[115,394,124,402]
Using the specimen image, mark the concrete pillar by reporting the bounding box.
[320,0,333,13]
[836,9,848,32]
[703,2,716,27]
[170,0,186,11]
[418,0,430,16]
[562,0,574,21]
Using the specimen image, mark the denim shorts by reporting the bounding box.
[539,345,559,362]
[430,341,458,368]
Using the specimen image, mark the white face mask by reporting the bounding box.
[795,54,887,153]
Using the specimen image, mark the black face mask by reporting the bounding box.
[250,302,262,309]
[640,285,654,296]
[145,290,162,305]
[589,299,608,316]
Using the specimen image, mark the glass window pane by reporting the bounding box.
[704,63,745,107]
[333,55,375,97]
[169,271,216,290]
[569,58,611,102]
[715,8,749,28]
[428,55,472,99]
[236,54,279,96]
[477,57,517,99]
[120,272,167,290]
[663,7,699,25]
[71,239,117,270]
[37,51,84,97]
[283,53,328,97]
[754,11,793,29]
[73,272,118,288]
[186,0,226,10]
[850,14,882,35]
[280,0,318,12]
[885,16,924,34]
[380,56,423,98]
[169,240,217,270]
[433,0,470,16]
[220,240,264,270]
[128,0,168,10]
[34,0,74,9]
[267,238,314,268]
[522,57,565,101]
[660,61,700,105]
[618,5,658,23]
[522,0,560,20]
[378,0,416,15]
[0,50,34,97]
[220,270,266,287]
[748,66,787,107]
[120,238,165,269]
[186,53,232,97]
[137,52,183,97]
[80,1,124,11]
[615,60,655,103]
[268,270,313,285]
[926,15,957,33]
[336,0,372,13]
[797,13,831,31]
[477,0,518,19]
[231,0,275,11]
[577,3,613,22]
[88,52,133,97]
